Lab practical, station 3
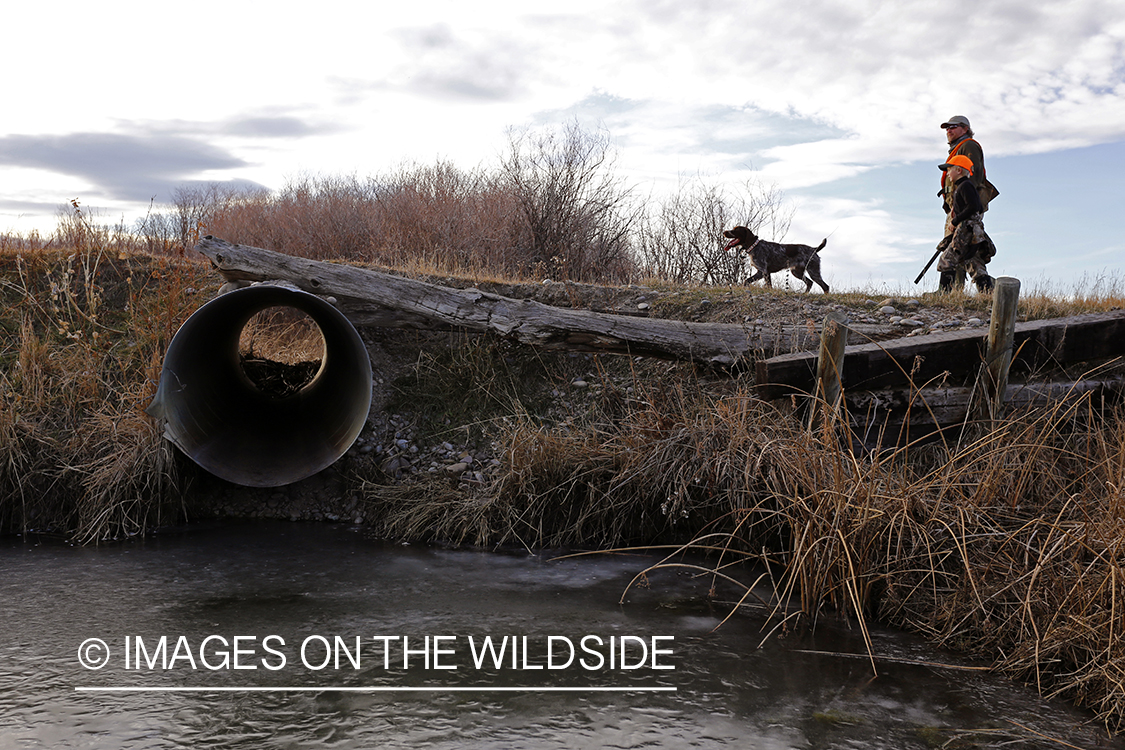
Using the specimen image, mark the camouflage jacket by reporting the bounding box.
[948,176,983,226]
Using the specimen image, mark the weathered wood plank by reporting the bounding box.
[196,236,818,367]
[845,378,1121,448]
[757,310,1125,399]
[760,327,986,398]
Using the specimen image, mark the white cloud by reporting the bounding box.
[789,196,928,270]
[1,0,1122,295]
[610,0,1125,184]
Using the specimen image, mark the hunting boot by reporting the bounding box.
[938,270,957,293]
[975,274,994,294]
[953,267,967,290]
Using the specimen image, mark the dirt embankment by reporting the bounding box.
[0,246,1078,537]
[188,267,1004,526]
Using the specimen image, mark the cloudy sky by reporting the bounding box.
[2,0,1123,293]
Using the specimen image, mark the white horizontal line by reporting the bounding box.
[76,686,677,693]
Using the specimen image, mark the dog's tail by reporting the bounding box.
[815,239,827,253]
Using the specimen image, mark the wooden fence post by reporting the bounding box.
[808,310,849,429]
[983,277,1020,419]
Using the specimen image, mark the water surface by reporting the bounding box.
[0,521,1117,748]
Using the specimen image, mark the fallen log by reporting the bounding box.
[196,236,825,367]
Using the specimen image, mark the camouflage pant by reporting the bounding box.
[937,214,995,284]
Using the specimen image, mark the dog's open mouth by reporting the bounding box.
[723,237,742,251]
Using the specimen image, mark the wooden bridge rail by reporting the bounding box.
[756,309,1125,401]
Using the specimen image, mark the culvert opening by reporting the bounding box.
[238,305,326,397]
[147,285,372,487]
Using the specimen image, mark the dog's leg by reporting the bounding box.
[807,258,830,293]
[791,266,814,293]
[747,269,764,285]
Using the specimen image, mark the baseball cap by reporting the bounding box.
[941,116,970,129]
[939,154,974,174]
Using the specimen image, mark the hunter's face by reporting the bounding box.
[945,124,966,143]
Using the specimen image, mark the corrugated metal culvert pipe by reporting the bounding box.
[146,285,372,487]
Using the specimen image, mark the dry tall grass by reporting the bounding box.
[361,351,1125,731]
[0,204,211,541]
[132,124,643,284]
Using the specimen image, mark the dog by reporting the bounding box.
[722,225,830,293]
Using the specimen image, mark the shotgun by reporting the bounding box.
[914,237,950,284]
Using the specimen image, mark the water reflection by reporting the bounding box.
[0,521,1118,749]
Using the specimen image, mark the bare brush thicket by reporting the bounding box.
[500,122,637,283]
[635,177,794,285]
[126,122,792,286]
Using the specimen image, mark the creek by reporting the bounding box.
[0,520,1117,749]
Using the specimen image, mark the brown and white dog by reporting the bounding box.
[722,225,830,293]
